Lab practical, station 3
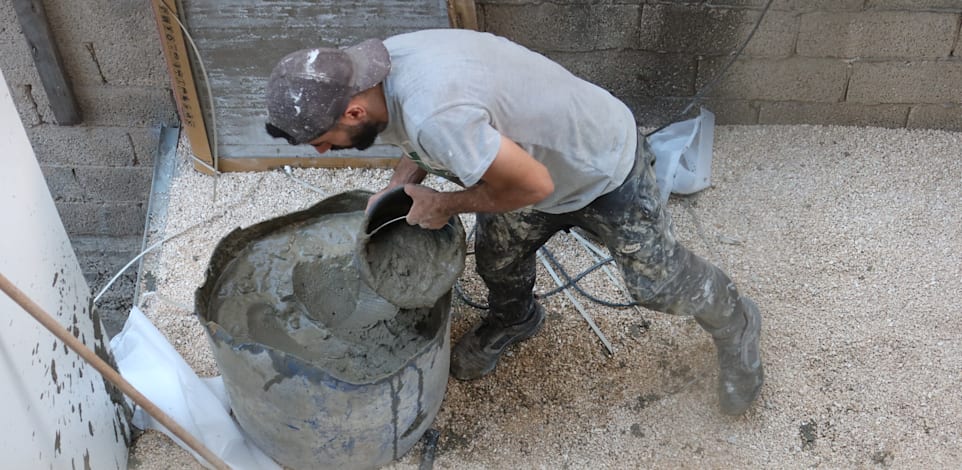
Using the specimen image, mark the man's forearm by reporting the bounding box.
[388,156,427,187]
[432,180,544,217]
[401,135,555,228]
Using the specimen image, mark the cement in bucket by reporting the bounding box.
[356,186,467,309]
[195,190,458,470]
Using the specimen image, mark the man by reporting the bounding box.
[264,29,763,415]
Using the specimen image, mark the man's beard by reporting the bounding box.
[331,120,383,151]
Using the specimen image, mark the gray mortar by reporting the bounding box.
[359,220,466,309]
[208,211,437,383]
[355,186,467,309]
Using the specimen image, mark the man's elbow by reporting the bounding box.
[528,171,554,205]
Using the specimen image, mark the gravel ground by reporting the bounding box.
[127,124,962,469]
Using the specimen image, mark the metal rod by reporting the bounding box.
[567,231,631,297]
[0,272,231,470]
[537,250,614,355]
[568,231,648,314]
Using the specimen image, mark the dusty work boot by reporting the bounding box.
[709,297,764,416]
[450,301,545,380]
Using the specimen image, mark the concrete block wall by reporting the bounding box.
[1,0,177,239]
[2,0,176,332]
[476,0,962,131]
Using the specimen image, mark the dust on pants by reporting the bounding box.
[474,138,742,333]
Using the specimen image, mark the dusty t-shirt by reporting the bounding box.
[377,29,637,214]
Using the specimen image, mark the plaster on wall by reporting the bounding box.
[0,71,129,470]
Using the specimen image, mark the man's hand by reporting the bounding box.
[365,185,396,213]
[403,184,450,229]
[366,156,429,213]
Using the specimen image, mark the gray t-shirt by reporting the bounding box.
[377,29,637,214]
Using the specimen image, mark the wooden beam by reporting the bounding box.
[12,0,81,125]
[447,0,479,30]
[214,156,399,173]
[149,0,215,175]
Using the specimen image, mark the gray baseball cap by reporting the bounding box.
[266,39,391,144]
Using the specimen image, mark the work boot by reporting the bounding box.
[709,296,764,415]
[450,301,545,380]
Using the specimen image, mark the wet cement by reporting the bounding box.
[359,220,466,309]
[208,211,438,383]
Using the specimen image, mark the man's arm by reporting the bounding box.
[404,135,554,228]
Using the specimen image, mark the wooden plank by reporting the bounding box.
[149,0,215,175]
[12,0,81,125]
[447,0,478,30]
[215,156,399,172]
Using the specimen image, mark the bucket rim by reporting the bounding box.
[194,189,452,386]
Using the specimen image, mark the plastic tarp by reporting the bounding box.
[648,107,716,204]
[110,306,280,470]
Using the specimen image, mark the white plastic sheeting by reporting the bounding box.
[110,307,280,470]
[648,108,716,204]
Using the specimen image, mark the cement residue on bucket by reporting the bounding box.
[207,211,436,383]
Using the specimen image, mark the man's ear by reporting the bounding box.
[342,100,367,125]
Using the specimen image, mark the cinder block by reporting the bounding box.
[707,0,864,12]
[27,125,155,167]
[101,202,148,237]
[31,39,103,88]
[129,127,163,168]
[56,202,147,237]
[741,10,799,58]
[74,166,154,203]
[848,61,962,104]
[42,0,156,46]
[699,57,849,102]
[39,166,85,202]
[6,0,169,98]
[758,101,910,127]
[478,0,618,5]
[640,4,797,58]
[798,11,957,59]
[56,202,103,235]
[0,41,35,81]
[482,3,641,52]
[866,0,962,10]
[620,96,715,130]
[73,85,177,127]
[3,79,44,127]
[701,99,761,125]
[50,39,167,88]
[907,104,962,131]
[81,40,168,87]
[547,50,696,100]
[0,0,16,41]
[477,0,546,4]
[0,41,48,126]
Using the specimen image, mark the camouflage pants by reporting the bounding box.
[475,137,743,334]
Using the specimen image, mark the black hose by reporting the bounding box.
[453,247,637,310]
[643,0,775,137]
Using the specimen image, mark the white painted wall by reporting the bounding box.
[0,71,129,469]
